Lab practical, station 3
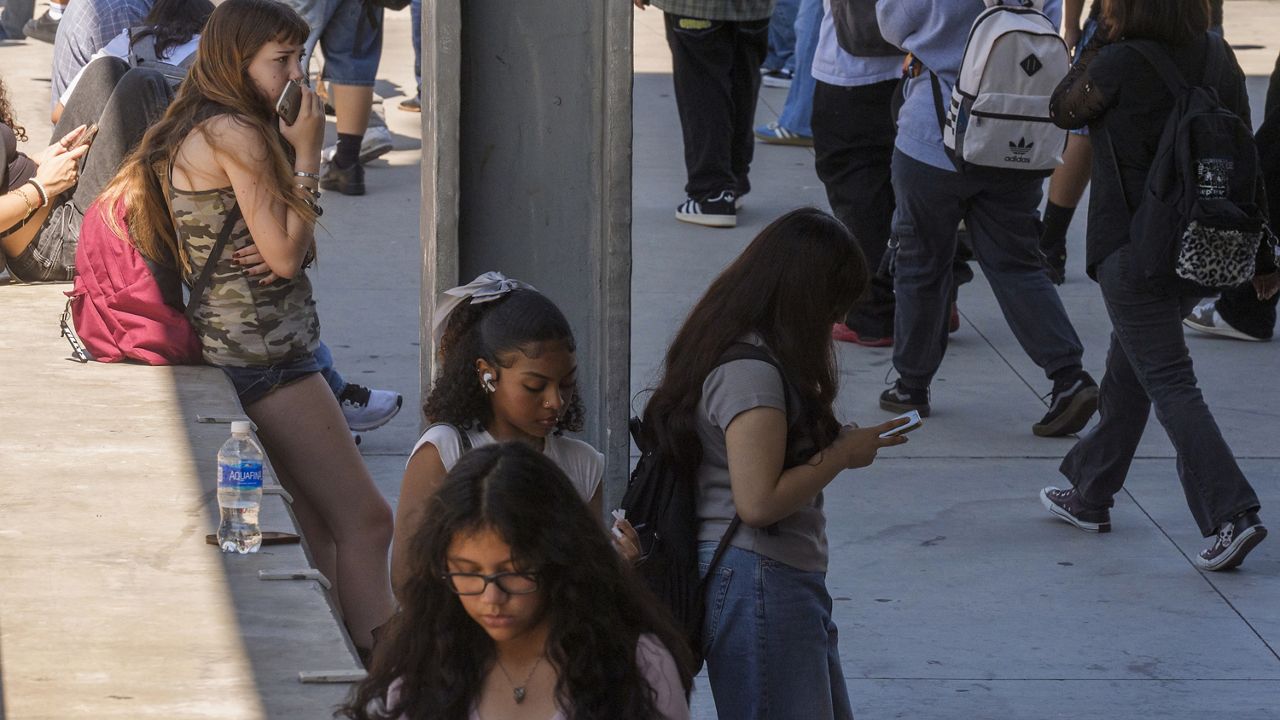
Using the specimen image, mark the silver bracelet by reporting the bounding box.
[294,182,321,200]
[25,178,49,208]
[293,170,320,180]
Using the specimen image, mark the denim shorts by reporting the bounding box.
[219,352,323,407]
[281,0,383,86]
[3,201,80,282]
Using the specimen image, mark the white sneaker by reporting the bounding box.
[321,125,394,165]
[339,383,403,431]
[1182,300,1265,342]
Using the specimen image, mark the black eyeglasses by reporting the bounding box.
[441,571,540,596]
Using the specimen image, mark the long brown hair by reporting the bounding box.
[0,74,26,142]
[640,207,868,479]
[1101,0,1210,45]
[99,0,312,271]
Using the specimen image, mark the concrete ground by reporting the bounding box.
[2,1,1279,718]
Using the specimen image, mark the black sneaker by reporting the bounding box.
[676,191,736,228]
[22,10,59,43]
[1033,369,1099,437]
[320,160,365,196]
[1195,512,1267,571]
[1040,486,1111,533]
[879,380,930,416]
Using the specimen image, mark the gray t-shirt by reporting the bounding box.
[694,342,829,573]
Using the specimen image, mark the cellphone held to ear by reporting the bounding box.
[880,410,923,439]
[276,80,303,125]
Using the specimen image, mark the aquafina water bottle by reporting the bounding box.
[217,420,264,553]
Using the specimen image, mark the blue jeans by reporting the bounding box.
[280,0,384,86]
[1061,247,1260,537]
[699,544,853,720]
[775,0,820,137]
[313,341,347,397]
[220,353,324,406]
[410,0,422,98]
[763,0,798,73]
[889,150,1084,389]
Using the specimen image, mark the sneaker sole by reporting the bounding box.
[1040,489,1111,533]
[761,79,792,89]
[1197,525,1267,571]
[1032,385,1099,438]
[346,398,403,432]
[878,397,930,417]
[676,212,736,228]
[1182,318,1266,342]
[359,142,393,165]
[753,132,814,147]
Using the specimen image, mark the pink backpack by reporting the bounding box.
[62,197,240,365]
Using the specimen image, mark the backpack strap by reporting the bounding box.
[158,157,244,321]
[1126,40,1190,95]
[425,422,474,452]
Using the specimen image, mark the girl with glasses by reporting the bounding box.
[342,442,693,720]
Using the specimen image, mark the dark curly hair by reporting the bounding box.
[0,74,26,142]
[339,442,695,720]
[423,287,585,433]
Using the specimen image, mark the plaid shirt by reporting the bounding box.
[51,0,152,110]
[650,0,774,22]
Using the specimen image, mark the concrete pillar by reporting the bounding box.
[420,1,634,499]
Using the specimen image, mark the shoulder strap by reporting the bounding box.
[184,202,242,321]
[1201,32,1226,88]
[425,422,474,452]
[1126,40,1189,95]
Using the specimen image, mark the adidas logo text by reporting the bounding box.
[1005,137,1034,164]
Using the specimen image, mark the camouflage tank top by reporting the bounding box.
[171,185,320,367]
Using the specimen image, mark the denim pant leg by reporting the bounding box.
[889,151,967,388]
[410,0,422,97]
[665,15,767,199]
[700,545,853,720]
[1070,249,1259,536]
[963,170,1084,380]
[313,340,347,398]
[1214,282,1277,340]
[812,79,897,337]
[763,0,798,73]
[776,0,820,137]
[0,0,35,37]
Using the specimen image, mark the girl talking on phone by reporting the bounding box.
[98,0,394,657]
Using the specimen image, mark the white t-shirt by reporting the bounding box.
[59,30,201,104]
[409,424,604,504]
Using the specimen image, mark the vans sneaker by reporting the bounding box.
[1033,369,1098,437]
[879,380,930,416]
[321,125,394,165]
[1182,300,1267,342]
[340,384,403,432]
[1195,512,1267,571]
[761,68,794,88]
[1040,486,1111,533]
[754,121,814,147]
[676,191,736,228]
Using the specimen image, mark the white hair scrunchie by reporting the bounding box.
[431,271,537,349]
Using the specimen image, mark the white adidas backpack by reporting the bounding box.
[934,0,1069,171]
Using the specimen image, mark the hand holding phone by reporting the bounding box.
[73,123,99,150]
[879,410,923,439]
[276,80,303,126]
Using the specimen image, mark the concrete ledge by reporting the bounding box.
[0,284,357,719]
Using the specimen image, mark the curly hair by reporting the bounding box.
[0,74,27,142]
[339,443,694,720]
[423,287,585,434]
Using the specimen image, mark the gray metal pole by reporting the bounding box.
[420,1,634,502]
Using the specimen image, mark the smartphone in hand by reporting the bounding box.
[275,80,303,125]
[73,123,99,149]
[880,410,923,439]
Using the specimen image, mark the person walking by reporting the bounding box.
[875,0,1099,437]
[1040,0,1278,570]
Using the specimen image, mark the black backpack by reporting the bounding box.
[1104,38,1274,294]
[622,343,818,671]
[830,0,900,58]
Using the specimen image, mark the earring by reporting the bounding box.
[482,372,496,393]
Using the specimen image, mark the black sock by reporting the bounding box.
[1040,201,1076,252]
[335,132,362,169]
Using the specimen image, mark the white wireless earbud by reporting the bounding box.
[482,372,496,393]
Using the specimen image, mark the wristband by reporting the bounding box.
[25,178,49,208]
[294,183,321,200]
[293,170,320,180]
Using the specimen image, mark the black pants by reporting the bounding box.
[663,13,768,201]
[812,79,897,337]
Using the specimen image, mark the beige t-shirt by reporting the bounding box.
[408,424,603,504]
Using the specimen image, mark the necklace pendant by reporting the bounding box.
[513,687,526,704]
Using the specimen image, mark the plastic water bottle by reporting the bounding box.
[217,420,264,554]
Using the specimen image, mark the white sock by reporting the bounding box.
[47,2,66,20]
